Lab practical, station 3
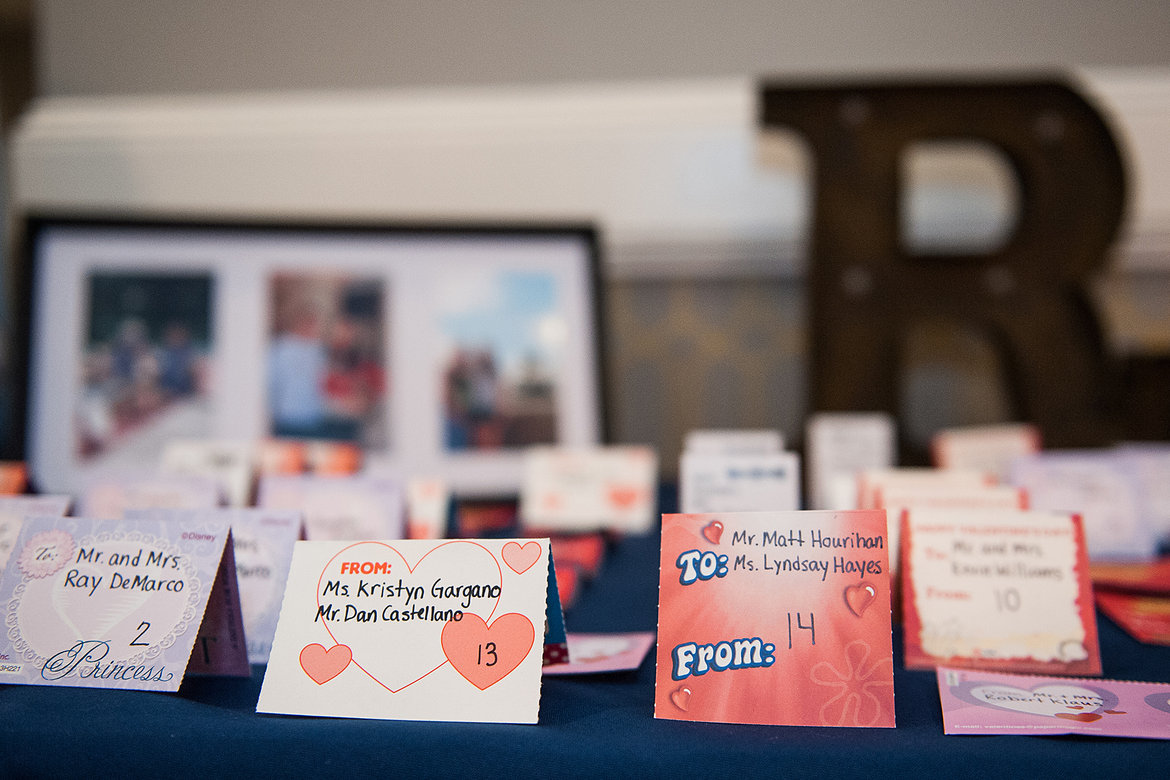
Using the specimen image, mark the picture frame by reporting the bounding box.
[17,215,607,498]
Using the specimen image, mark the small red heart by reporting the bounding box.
[670,686,692,711]
[299,643,352,685]
[1104,710,1127,715]
[1067,705,1084,710]
[502,540,542,575]
[1055,712,1102,723]
[844,582,877,617]
[702,521,724,545]
[608,486,641,509]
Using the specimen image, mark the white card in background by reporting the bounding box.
[875,484,1027,572]
[257,538,552,723]
[805,412,895,510]
[901,508,1101,676]
[406,478,450,540]
[160,438,256,507]
[1009,451,1157,560]
[519,446,657,534]
[0,495,71,570]
[931,423,1041,482]
[80,474,223,518]
[0,515,248,690]
[679,451,800,514]
[257,474,404,541]
[858,468,993,511]
[1117,443,1170,545]
[126,506,303,664]
[684,429,783,456]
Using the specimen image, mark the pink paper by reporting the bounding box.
[543,632,655,676]
[938,666,1170,739]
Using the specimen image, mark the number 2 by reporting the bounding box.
[130,621,151,647]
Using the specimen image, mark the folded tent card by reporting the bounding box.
[519,445,657,534]
[257,537,563,723]
[257,473,404,540]
[900,507,1101,676]
[0,514,248,691]
[679,428,800,515]
[655,510,895,728]
[804,412,896,510]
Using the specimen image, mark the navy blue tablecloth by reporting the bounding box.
[4,526,1170,778]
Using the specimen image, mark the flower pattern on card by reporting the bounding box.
[809,640,894,727]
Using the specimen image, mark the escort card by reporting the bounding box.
[160,438,256,507]
[931,423,1041,481]
[1009,451,1157,560]
[0,495,71,570]
[257,474,404,540]
[858,468,993,511]
[805,412,895,510]
[655,510,895,728]
[519,446,657,534]
[127,507,303,663]
[684,429,783,455]
[679,451,800,514]
[937,667,1170,739]
[406,478,451,540]
[901,508,1101,675]
[80,473,223,518]
[1117,444,1170,545]
[257,538,555,723]
[0,515,247,691]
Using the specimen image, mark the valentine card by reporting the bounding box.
[858,468,993,511]
[79,473,223,518]
[127,506,304,663]
[1090,557,1170,594]
[655,510,895,728]
[931,423,1041,481]
[937,667,1170,738]
[160,438,256,507]
[0,495,71,570]
[901,508,1101,675]
[679,451,800,514]
[684,429,783,455]
[406,477,451,540]
[544,631,655,676]
[1096,591,1170,646]
[257,537,556,723]
[1010,451,1157,560]
[805,412,895,510]
[257,474,404,540]
[0,514,248,691]
[519,446,658,534]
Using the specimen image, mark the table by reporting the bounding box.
[3,519,1169,777]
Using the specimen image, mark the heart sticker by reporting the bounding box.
[607,486,640,510]
[1055,712,1103,723]
[300,643,352,685]
[670,686,692,711]
[441,613,535,690]
[701,521,724,545]
[502,541,542,575]
[844,582,877,617]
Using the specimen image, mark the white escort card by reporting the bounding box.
[257,538,555,723]
[931,423,1041,481]
[679,450,800,514]
[257,474,404,540]
[80,473,223,518]
[683,429,784,456]
[805,412,895,510]
[160,438,256,507]
[519,446,658,534]
[0,515,248,690]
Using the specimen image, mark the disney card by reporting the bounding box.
[127,506,304,663]
[0,515,247,691]
[519,446,658,534]
[938,667,1170,739]
[655,510,895,728]
[257,474,404,540]
[901,508,1101,675]
[257,538,556,723]
[0,495,71,570]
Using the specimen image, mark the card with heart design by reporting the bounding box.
[655,510,895,728]
[256,537,557,723]
[519,446,657,534]
[126,506,305,663]
[937,667,1170,738]
[901,508,1101,675]
[0,514,247,691]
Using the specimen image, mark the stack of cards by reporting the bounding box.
[1091,557,1170,646]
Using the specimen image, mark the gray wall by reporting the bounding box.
[36,0,1170,96]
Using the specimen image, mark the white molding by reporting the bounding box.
[11,71,1170,278]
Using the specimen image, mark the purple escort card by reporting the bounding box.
[938,666,1170,739]
[79,473,223,518]
[0,515,248,691]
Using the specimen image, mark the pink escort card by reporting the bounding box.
[257,538,555,723]
[937,667,1170,739]
[0,515,248,691]
[655,510,895,728]
[901,508,1101,675]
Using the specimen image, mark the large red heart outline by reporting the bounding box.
[316,540,503,693]
[441,612,535,690]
